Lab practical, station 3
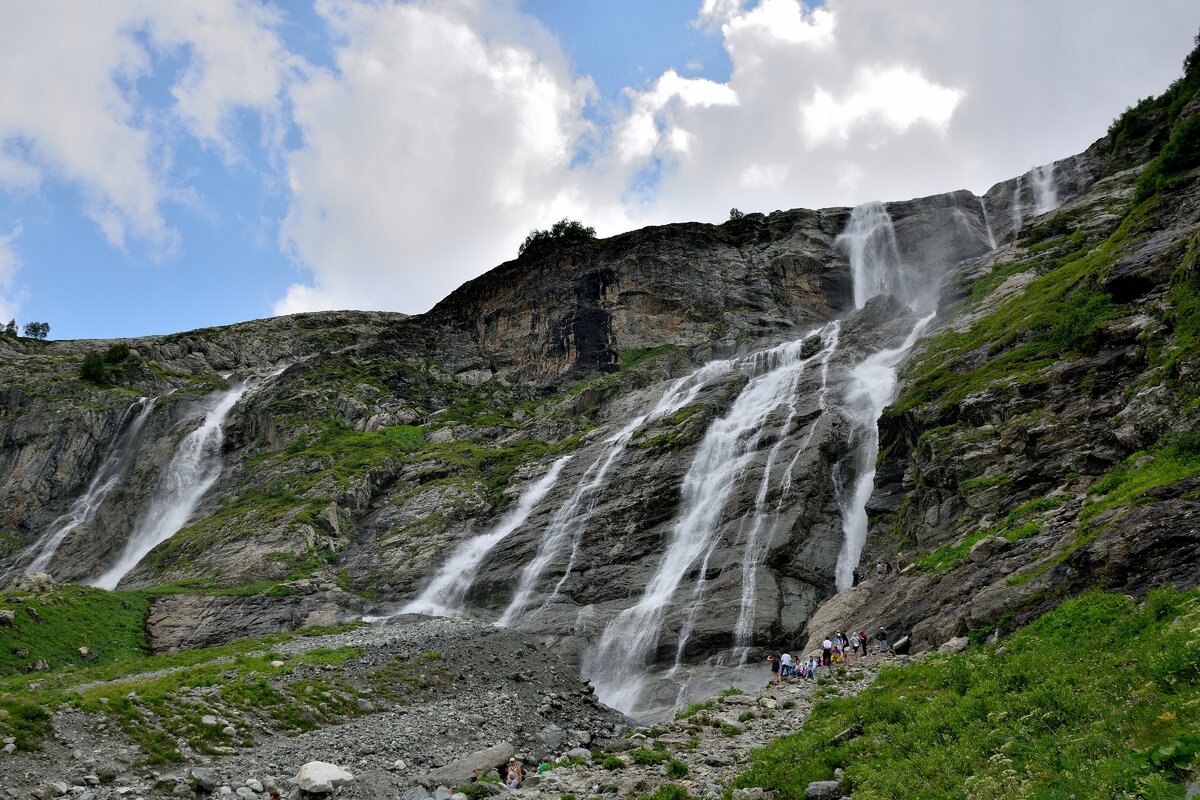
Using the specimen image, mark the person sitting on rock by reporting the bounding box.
[506,758,524,788]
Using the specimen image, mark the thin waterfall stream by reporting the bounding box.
[496,361,733,627]
[22,396,157,575]
[401,454,573,617]
[91,376,266,590]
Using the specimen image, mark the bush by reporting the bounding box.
[103,343,130,363]
[629,747,669,766]
[600,755,626,770]
[79,352,107,384]
[728,207,745,221]
[665,759,689,779]
[518,218,596,256]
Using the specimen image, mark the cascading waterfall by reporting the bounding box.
[584,334,834,714]
[832,314,933,589]
[840,202,934,314]
[91,380,254,590]
[22,397,157,574]
[1032,163,1059,214]
[401,454,573,617]
[832,201,940,590]
[1011,175,1024,233]
[497,361,732,627]
[732,324,840,652]
[977,196,998,250]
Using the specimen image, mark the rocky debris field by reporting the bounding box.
[0,616,628,799]
[0,609,895,799]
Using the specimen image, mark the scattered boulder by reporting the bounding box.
[805,779,843,799]
[968,535,1008,563]
[6,572,56,593]
[295,761,355,794]
[424,742,514,787]
[0,609,14,626]
[939,637,969,654]
[190,767,219,792]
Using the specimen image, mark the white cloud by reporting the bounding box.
[799,66,963,146]
[276,0,610,315]
[0,0,292,253]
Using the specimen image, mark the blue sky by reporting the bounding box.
[0,1,1197,340]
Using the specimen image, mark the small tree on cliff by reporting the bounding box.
[518,218,596,257]
[3,320,15,336]
[22,322,49,340]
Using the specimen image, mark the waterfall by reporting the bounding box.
[1032,163,1059,214]
[91,381,254,590]
[496,361,732,627]
[832,200,941,589]
[838,202,933,314]
[832,313,933,589]
[22,397,157,574]
[732,323,841,652]
[400,454,573,617]
[1011,175,1024,233]
[978,196,998,250]
[583,334,829,714]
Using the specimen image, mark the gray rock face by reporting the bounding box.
[423,742,514,787]
[145,591,365,652]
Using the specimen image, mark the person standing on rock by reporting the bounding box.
[848,630,861,664]
[858,628,868,659]
[821,636,832,673]
[876,562,885,579]
[780,651,794,678]
[506,758,525,788]
[877,626,890,653]
[852,567,862,586]
[767,654,782,683]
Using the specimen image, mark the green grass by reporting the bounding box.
[0,587,149,675]
[915,495,1063,573]
[734,590,1200,799]
[629,747,670,766]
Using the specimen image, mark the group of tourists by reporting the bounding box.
[850,552,906,586]
[766,626,892,682]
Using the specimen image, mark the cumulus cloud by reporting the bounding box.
[0,0,293,253]
[276,0,614,315]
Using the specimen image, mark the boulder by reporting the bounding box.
[0,610,14,626]
[189,767,219,792]
[295,761,355,794]
[968,535,1008,563]
[804,780,843,799]
[939,637,969,654]
[6,572,56,593]
[537,726,566,752]
[424,742,514,787]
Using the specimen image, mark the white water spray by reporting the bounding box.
[833,313,934,589]
[838,202,934,314]
[23,397,156,574]
[978,196,998,250]
[732,324,841,650]
[401,455,572,617]
[584,334,830,714]
[1031,163,1059,214]
[497,361,732,627]
[91,382,253,589]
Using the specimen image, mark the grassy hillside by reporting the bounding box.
[735,590,1200,799]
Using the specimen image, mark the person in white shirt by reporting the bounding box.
[780,651,793,678]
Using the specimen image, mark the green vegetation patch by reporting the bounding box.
[0,587,149,675]
[734,590,1200,799]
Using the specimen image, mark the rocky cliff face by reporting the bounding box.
[1,53,1197,718]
